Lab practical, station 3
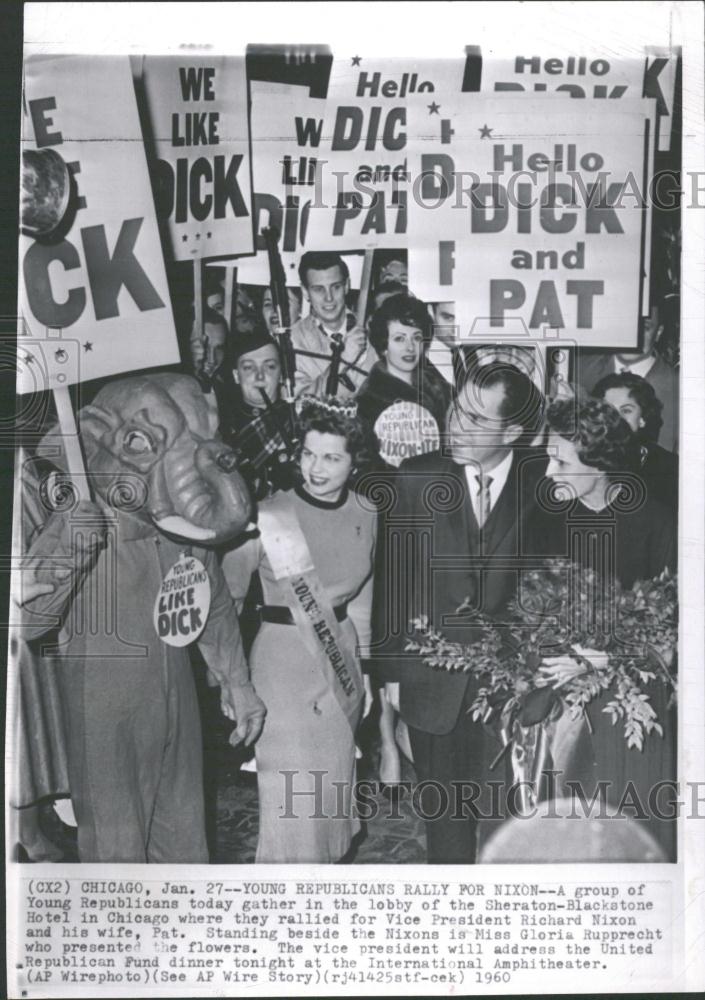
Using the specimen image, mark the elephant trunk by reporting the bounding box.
[150,438,252,544]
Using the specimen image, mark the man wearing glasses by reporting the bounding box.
[373,361,549,863]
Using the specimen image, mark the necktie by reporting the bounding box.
[326,333,345,395]
[475,473,494,528]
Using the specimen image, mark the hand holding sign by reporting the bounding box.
[342,324,368,364]
[225,682,267,747]
[189,327,207,371]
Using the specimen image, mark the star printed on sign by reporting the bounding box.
[351,55,362,66]
[479,124,493,139]
[83,342,93,352]
[428,101,441,115]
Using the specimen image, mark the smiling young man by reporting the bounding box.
[372,362,549,864]
[290,251,377,398]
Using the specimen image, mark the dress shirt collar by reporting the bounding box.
[313,309,355,339]
[462,449,514,520]
[614,353,657,379]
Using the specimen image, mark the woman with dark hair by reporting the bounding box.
[356,295,451,794]
[221,397,378,863]
[592,371,678,510]
[356,294,452,468]
[539,395,677,856]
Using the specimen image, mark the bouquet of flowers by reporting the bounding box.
[406,560,677,750]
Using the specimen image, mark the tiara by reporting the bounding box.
[295,394,359,419]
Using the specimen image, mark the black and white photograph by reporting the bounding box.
[5,2,704,997]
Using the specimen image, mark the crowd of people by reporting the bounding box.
[12,247,679,866]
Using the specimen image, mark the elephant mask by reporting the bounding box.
[38,373,252,545]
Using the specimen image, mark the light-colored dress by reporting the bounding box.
[222,486,376,863]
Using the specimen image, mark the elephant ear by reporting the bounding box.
[35,403,121,473]
[76,404,123,468]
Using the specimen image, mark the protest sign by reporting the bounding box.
[238,45,333,279]
[249,77,326,262]
[223,250,300,287]
[468,46,678,151]
[408,97,656,348]
[18,55,178,393]
[283,56,466,251]
[140,56,254,261]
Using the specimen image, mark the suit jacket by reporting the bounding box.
[577,352,679,454]
[290,312,377,399]
[640,442,678,511]
[372,447,549,735]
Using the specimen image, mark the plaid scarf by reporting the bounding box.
[232,399,295,471]
[220,396,297,500]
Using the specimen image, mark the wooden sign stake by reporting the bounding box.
[356,250,375,328]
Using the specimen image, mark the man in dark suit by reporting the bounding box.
[372,362,548,863]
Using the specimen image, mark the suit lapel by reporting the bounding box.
[648,356,674,394]
[478,457,520,557]
[437,455,521,558]
[442,459,476,554]
[425,459,478,625]
[434,459,512,620]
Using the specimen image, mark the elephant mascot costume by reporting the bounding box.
[20,373,265,863]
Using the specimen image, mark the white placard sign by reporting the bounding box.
[408,97,656,348]
[474,47,678,151]
[141,56,254,260]
[303,57,466,250]
[18,55,178,392]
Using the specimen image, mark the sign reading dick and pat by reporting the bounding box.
[19,55,178,393]
[140,56,254,261]
[303,57,466,251]
[407,97,656,348]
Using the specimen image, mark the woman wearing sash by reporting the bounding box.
[222,397,378,863]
